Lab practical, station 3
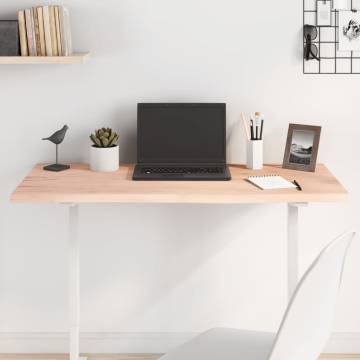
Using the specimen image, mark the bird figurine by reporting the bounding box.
[42,125,69,144]
[42,125,70,172]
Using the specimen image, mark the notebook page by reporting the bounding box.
[247,175,297,190]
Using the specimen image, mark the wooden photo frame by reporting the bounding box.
[283,124,321,172]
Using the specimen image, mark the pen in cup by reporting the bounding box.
[250,112,264,140]
[255,112,261,140]
[242,112,265,141]
[250,119,255,140]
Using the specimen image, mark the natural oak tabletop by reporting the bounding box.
[10,163,348,204]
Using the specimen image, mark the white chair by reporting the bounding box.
[160,232,355,360]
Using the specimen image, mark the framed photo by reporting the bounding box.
[283,124,321,172]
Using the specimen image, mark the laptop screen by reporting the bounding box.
[137,103,226,164]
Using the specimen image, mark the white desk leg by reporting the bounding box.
[68,204,85,360]
[287,203,307,301]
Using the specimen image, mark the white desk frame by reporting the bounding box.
[65,201,306,360]
[68,204,82,360]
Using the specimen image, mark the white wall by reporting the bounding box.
[0,0,360,354]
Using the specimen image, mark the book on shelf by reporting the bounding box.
[18,11,28,56]
[49,5,58,56]
[59,6,72,56]
[36,7,46,56]
[42,6,52,56]
[54,6,62,56]
[33,7,41,55]
[17,4,73,57]
[24,9,36,56]
[0,21,20,56]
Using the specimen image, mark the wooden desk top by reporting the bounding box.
[10,164,348,204]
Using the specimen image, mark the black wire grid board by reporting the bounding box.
[303,0,360,74]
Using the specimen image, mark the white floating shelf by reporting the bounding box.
[0,52,90,64]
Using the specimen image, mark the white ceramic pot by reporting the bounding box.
[90,145,119,172]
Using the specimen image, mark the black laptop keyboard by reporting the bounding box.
[142,166,224,175]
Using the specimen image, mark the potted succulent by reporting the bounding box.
[89,128,119,172]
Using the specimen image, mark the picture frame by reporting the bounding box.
[283,124,321,172]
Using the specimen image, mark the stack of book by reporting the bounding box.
[18,5,72,57]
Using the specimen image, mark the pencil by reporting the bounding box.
[241,112,251,141]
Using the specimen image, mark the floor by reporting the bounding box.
[0,356,160,360]
[0,354,359,360]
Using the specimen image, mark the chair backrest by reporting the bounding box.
[268,232,355,360]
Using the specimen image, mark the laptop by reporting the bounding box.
[133,103,231,181]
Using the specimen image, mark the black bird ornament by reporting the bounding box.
[42,125,70,172]
[42,124,68,144]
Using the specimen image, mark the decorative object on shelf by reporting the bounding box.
[304,25,320,61]
[90,128,119,172]
[0,20,20,56]
[18,5,72,57]
[283,124,321,172]
[42,125,70,172]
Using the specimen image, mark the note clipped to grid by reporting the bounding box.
[317,0,332,26]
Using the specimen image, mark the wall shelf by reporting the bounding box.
[0,52,90,65]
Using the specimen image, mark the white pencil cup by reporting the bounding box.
[246,140,263,170]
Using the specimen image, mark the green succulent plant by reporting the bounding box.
[90,128,119,148]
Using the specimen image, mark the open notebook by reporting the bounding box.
[247,175,297,190]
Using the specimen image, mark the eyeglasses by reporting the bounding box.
[304,24,320,61]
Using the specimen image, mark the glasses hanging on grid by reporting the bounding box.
[304,24,320,61]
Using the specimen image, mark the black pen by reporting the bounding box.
[250,119,255,140]
[259,119,264,140]
[293,180,302,191]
